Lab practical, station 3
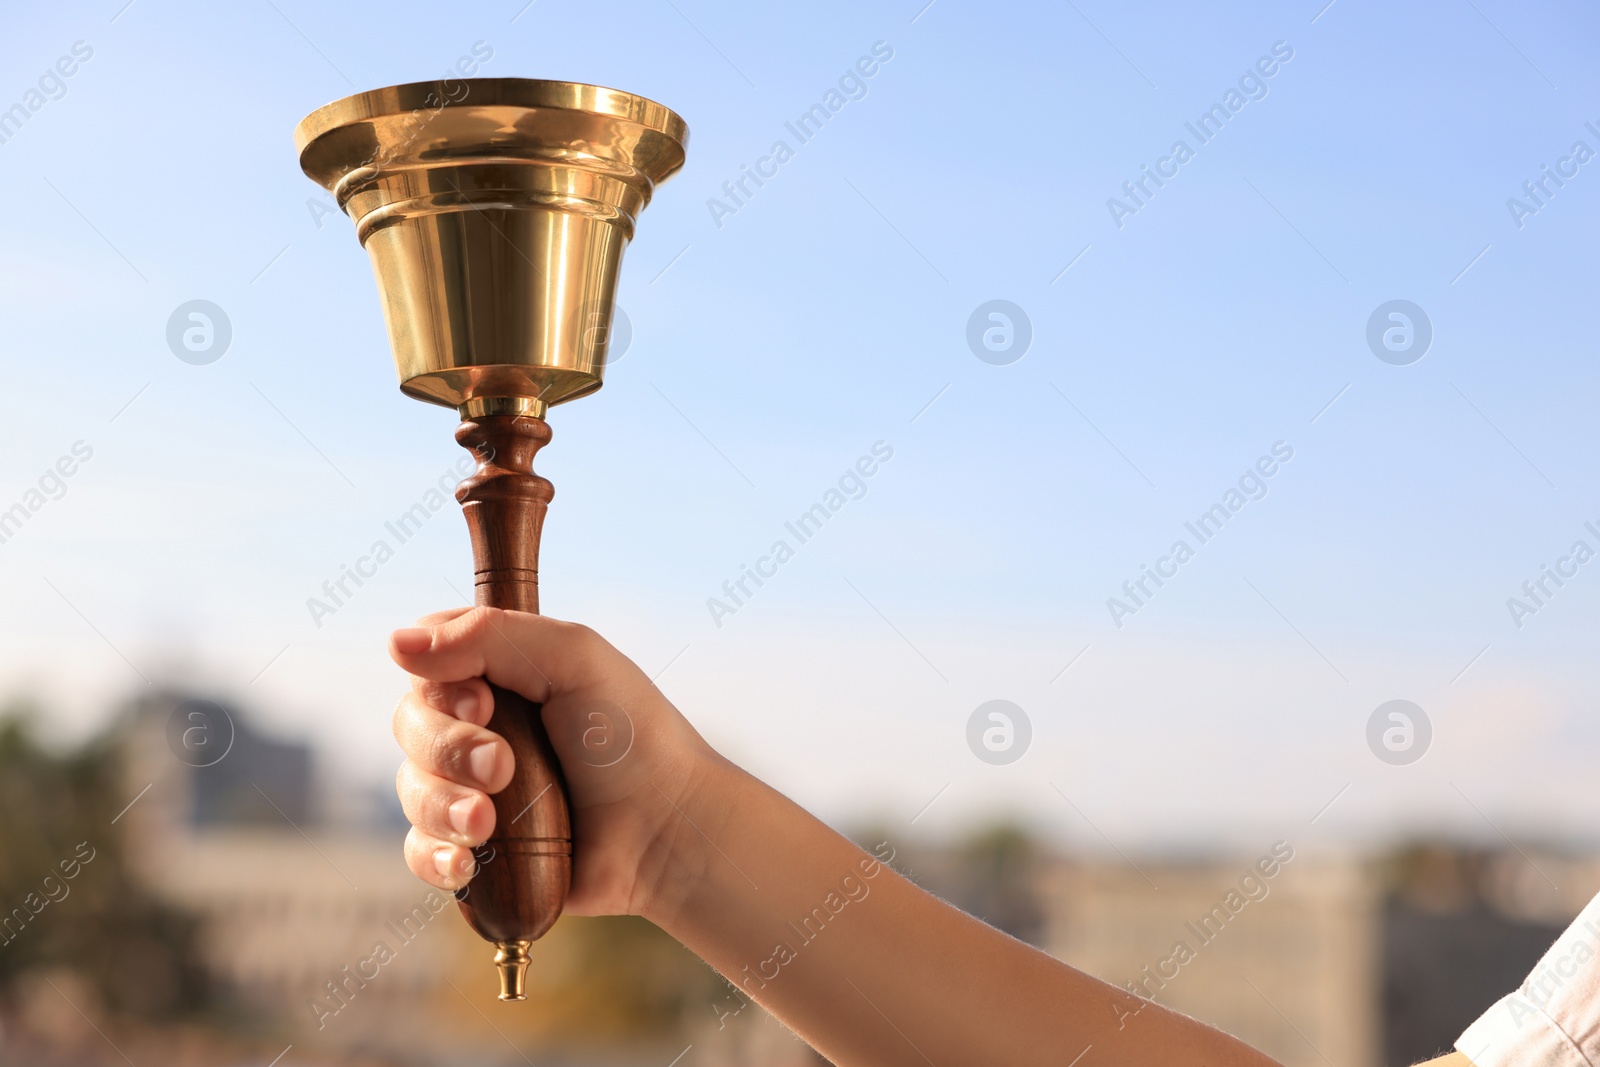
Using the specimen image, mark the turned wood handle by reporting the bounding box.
[451,414,572,947]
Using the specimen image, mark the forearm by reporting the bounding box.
[644,757,1280,1067]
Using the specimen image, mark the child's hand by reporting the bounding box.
[388,606,719,918]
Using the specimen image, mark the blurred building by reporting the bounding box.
[114,691,463,1056]
[1037,843,1600,1067]
[1043,850,1382,1067]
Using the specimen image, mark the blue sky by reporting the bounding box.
[2,0,1598,855]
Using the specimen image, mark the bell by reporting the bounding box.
[295,77,687,999]
[296,77,687,418]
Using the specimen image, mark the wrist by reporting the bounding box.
[637,748,750,929]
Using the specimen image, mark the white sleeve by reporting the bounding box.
[1457,892,1600,1067]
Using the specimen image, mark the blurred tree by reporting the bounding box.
[949,824,1047,946]
[0,702,208,1020]
[853,822,1046,946]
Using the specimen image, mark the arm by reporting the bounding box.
[651,752,1274,1066]
[389,607,1279,1067]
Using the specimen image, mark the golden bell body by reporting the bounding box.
[295,78,688,418]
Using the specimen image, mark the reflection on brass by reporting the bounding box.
[295,78,688,414]
[494,939,533,1001]
[459,395,548,421]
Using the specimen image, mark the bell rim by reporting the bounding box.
[293,77,688,177]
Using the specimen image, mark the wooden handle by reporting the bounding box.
[451,415,572,953]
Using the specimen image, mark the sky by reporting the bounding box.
[1,0,1598,858]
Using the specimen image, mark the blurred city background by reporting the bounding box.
[4,0,1599,1063]
[2,692,1592,1065]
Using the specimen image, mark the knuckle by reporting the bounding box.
[404,831,440,885]
[397,769,453,836]
[395,765,426,816]
[423,728,464,780]
[395,710,432,761]
[394,691,429,735]
[416,605,465,627]
[459,606,499,642]
[418,788,451,833]
[566,620,605,655]
[416,679,454,711]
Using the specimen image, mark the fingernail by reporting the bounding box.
[392,627,433,654]
[469,742,501,788]
[449,797,476,835]
[433,846,454,878]
[453,689,478,721]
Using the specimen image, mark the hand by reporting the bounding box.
[388,606,721,918]
[387,613,1281,1067]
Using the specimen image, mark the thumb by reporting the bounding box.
[389,607,610,704]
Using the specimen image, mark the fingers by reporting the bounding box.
[393,678,504,890]
[410,675,495,730]
[391,682,512,793]
[404,825,478,892]
[389,607,624,705]
[396,761,496,845]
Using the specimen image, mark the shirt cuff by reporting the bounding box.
[1458,991,1591,1067]
[1457,891,1600,1067]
